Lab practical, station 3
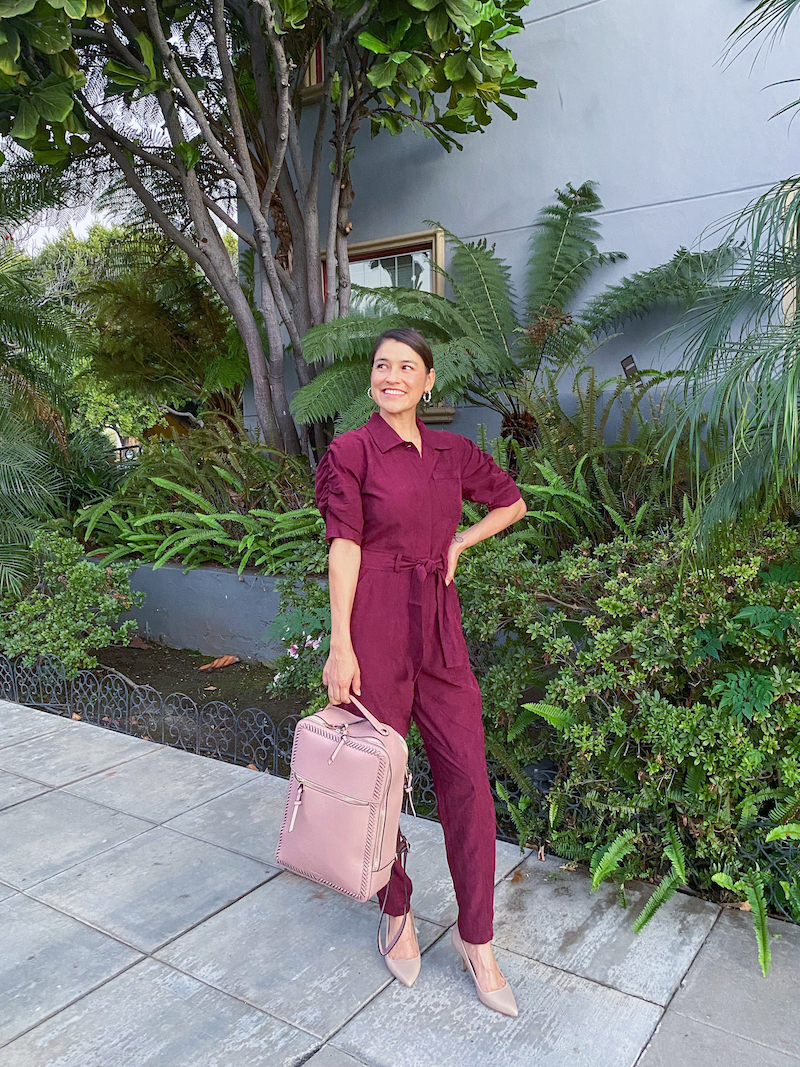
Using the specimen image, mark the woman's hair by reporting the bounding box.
[370,328,434,372]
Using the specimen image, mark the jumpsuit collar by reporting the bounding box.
[365,412,454,453]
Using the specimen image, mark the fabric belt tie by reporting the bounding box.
[359,548,462,673]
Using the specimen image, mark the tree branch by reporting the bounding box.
[211,0,260,200]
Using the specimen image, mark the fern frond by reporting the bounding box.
[632,872,683,933]
[580,244,737,337]
[765,823,800,842]
[511,701,575,738]
[741,871,772,978]
[590,829,637,891]
[291,360,372,425]
[443,226,517,357]
[525,181,624,319]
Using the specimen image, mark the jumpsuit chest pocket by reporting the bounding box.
[432,473,463,526]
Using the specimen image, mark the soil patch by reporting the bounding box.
[94,640,310,723]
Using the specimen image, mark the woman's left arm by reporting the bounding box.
[444,497,527,585]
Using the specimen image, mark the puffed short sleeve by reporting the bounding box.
[315,442,364,545]
[459,438,523,510]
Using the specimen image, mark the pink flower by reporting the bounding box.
[288,644,299,658]
[305,635,322,650]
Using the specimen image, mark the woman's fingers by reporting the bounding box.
[323,652,360,704]
[352,658,361,696]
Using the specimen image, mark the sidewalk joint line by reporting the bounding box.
[0,955,145,1053]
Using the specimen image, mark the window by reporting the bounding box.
[327,229,445,300]
[323,228,452,422]
[300,39,325,103]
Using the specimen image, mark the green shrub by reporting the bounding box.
[0,531,143,676]
[74,413,324,574]
[453,522,800,969]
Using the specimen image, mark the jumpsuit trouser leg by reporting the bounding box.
[369,661,497,946]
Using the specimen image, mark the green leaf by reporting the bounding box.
[711,872,736,892]
[358,31,390,53]
[134,32,157,79]
[740,871,771,978]
[50,0,87,16]
[146,477,216,513]
[444,51,467,82]
[15,8,72,53]
[31,77,74,122]
[174,138,202,170]
[0,0,38,15]
[632,871,682,934]
[590,829,637,891]
[0,25,20,73]
[11,97,38,139]
[367,58,398,89]
[765,823,800,842]
[425,7,449,40]
[518,701,574,733]
[445,0,482,29]
[408,0,440,10]
[103,59,148,87]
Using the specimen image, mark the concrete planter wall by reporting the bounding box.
[122,562,309,662]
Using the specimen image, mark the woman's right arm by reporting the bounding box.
[323,537,362,704]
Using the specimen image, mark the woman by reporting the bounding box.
[315,327,527,1017]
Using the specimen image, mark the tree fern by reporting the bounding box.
[291,360,372,426]
[444,226,517,358]
[525,181,625,321]
[579,245,736,338]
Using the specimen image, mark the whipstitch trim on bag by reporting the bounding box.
[274,771,381,900]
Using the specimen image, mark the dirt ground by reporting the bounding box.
[95,639,310,722]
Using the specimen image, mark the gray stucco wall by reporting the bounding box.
[122,564,288,662]
[342,0,800,379]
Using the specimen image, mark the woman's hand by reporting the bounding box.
[323,643,362,705]
[445,536,465,585]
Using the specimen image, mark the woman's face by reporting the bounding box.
[370,340,435,417]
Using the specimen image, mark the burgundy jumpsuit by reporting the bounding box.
[315,411,522,944]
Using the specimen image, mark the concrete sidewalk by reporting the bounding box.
[0,698,797,1067]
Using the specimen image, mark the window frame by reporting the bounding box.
[321,227,446,299]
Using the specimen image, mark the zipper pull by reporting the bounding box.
[288,782,304,832]
[328,726,347,764]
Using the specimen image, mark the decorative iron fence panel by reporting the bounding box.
[0,654,523,843]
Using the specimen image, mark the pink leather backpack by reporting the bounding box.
[274,695,412,906]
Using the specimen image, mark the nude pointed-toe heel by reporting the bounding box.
[382,911,421,988]
[451,927,518,1018]
[385,952,421,987]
